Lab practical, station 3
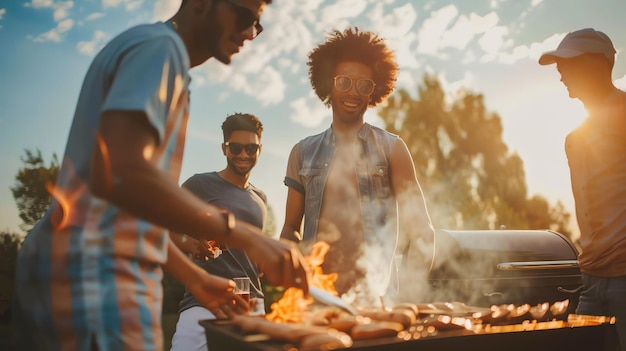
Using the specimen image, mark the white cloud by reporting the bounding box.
[32,18,74,42]
[289,94,330,129]
[527,32,566,62]
[320,0,367,25]
[416,4,458,55]
[418,10,499,60]
[53,1,73,21]
[77,30,108,56]
[200,60,234,86]
[478,25,508,57]
[497,44,530,64]
[368,2,417,39]
[0,8,6,20]
[24,0,54,9]
[85,12,104,21]
[245,66,286,106]
[57,16,72,31]
[441,15,477,50]
[615,73,626,90]
[25,0,75,42]
[365,3,421,71]
[23,0,73,20]
[153,0,179,21]
[103,0,144,11]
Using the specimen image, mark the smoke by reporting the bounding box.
[300,139,548,309]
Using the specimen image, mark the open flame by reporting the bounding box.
[45,158,89,230]
[265,241,337,323]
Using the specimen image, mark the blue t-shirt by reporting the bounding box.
[14,21,191,351]
[178,172,268,312]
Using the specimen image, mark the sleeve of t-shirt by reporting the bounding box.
[284,143,305,194]
[101,35,186,144]
[181,174,203,196]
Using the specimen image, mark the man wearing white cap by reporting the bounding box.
[539,28,626,350]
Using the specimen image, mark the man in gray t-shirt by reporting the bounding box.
[170,113,267,351]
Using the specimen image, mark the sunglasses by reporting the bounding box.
[333,75,376,95]
[224,142,260,156]
[225,0,263,38]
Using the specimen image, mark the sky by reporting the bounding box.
[1,0,625,239]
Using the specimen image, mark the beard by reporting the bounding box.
[331,98,367,125]
[227,157,256,177]
[205,8,232,64]
[211,37,232,65]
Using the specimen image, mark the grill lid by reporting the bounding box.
[429,229,580,280]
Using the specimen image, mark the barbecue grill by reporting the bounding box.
[200,317,618,351]
[426,229,583,312]
[200,230,618,351]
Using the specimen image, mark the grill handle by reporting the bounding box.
[558,285,584,294]
[496,260,579,271]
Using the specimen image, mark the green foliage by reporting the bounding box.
[10,149,59,233]
[379,75,572,238]
[262,204,277,238]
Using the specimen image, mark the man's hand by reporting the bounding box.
[193,240,223,261]
[164,239,248,318]
[241,231,311,294]
[186,273,249,319]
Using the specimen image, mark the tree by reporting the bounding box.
[0,231,23,321]
[379,75,572,238]
[262,204,277,238]
[10,149,59,233]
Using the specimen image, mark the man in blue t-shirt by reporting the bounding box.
[170,113,267,351]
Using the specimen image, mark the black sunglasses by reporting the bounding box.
[225,142,260,156]
[225,0,263,38]
[333,75,376,95]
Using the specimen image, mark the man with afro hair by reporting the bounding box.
[280,28,434,304]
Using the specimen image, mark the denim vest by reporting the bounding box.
[285,123,399,250]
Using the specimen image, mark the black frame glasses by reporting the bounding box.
[225,0,263,38]
[224,142,260,156]
[333,75,376,95]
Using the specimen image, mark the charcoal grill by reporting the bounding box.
[426,229,583,312]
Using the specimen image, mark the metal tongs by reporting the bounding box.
[309,286,358,315]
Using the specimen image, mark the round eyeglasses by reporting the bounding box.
[224,142,260,156]
[333,75,376,95]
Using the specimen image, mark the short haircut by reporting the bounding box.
[180,0,273,9]
[308,27,399,108]
[222,113,264,141]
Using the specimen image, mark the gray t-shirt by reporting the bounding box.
[178,172,267,312]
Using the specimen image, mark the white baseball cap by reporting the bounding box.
[538,28,616,66]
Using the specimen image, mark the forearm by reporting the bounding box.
[164,239,204,286]
[97,166,220,236]
[92,112,310,292]
[280,225,302,242]
[91,112,261,251]
[91,158,258,250]
[169,231,199,255]
[280,187,305,242]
